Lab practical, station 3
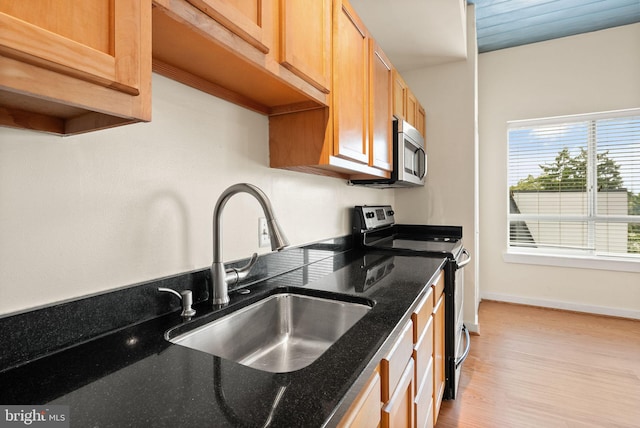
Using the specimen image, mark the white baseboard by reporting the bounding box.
[464,322,480,334]
[480,292,640,320]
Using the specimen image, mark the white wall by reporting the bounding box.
[479,23,640,318]
[0,74,394,316]
[395,6,479,331]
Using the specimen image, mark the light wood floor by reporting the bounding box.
[436,300,640,428]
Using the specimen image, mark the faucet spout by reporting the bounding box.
[210,183,289,305]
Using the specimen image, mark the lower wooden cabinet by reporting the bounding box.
[339,368,382,428]
[413,316,434,427]
[412,282,436,428]
[415,358,434,428]
[341,270,445,428]
[382,358,415,427]
[432,274,446,424]
[381,320,414,428]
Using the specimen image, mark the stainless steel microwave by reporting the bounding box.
[350,119,426,188]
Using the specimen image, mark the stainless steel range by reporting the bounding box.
[352,205,471,400]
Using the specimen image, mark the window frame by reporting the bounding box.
[505,108,640,271]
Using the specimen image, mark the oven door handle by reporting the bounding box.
[455,324,471,369]
[457,248,471,269]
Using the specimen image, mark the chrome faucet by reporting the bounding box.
[210,183,289,305]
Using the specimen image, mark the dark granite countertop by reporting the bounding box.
[0,246,445,427]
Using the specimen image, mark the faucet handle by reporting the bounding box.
[236,252,258,275]
[158,287,196,319]
[225,252,258,285]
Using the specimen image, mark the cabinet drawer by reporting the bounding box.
[433,294,446,423]
[432,272,444,305]
[415,357,434,428]
[381,357,415,428]
[381,320,413,402]
[413,316,433,387]
[412,287,434,342]
[338,369,382,428]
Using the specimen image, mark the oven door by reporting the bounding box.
[396,120,426,186]
[447,248,471,400]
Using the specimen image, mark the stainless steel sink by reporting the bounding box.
[168,292,372,373]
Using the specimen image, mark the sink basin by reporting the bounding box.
[168,292,372,373]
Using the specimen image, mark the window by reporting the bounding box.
[507,109,640,261]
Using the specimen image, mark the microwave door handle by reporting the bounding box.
[415,147,427,179]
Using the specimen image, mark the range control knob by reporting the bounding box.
[387,210,395,216]
[365,212,375,219]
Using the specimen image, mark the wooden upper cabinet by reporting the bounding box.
[186,0,271,53]
[269,0,394,180]
[393,68,426,138]
[406,90,418,128]
[392,69,407,120]
[279,0,331,93]
[333,0,369,165]
[0,0,151,135]
[1,1,141,96]
[369,40,393,172]
[152,0,328,115]
[417,104,426,138]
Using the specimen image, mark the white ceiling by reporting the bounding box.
[348,0,469,71]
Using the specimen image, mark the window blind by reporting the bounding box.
[508,109,640,258]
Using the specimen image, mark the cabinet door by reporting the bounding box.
[406,91,418,127]
[413,316,434,389]
[382,358,415,428]
[0,0,143,95]
[415,357,434,428]
[417,105,426,138]
[279,0,331,93]
[187,0,271,53]
[333,0,369,165]
[381,321,414,402]
[433,293,446,424]
[392,70,407,120]
[412,287,434,343]
[369,39,393,172]
[338,369,382,428]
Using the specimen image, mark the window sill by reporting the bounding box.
[503,250,640,273]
